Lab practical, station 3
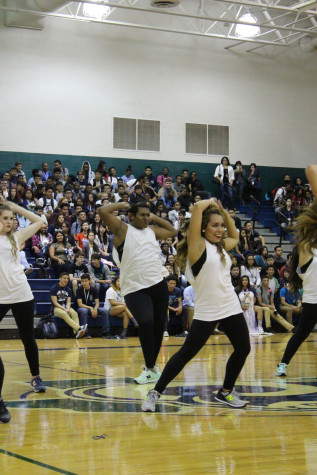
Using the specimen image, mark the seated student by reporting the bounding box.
[234,228,250,260]
[164,236,177,256]
[260,255,280,280]
[236,276,261,334]
[241,254,261,288]
[254,246,269,268]
[75,221,90,251]
[49,231,73,277]
[264,265,279,294]
[273,245,286,271]
[257,276,294,333]
[50,272,87,338]
[159,242,170,265]
[88,253,112,294]
[279,282,302,326]
[244,221,265,251]
[230,264,241,288]
[69,251,89,295]
[82,231,100,263]
[104,276,137,339]
[228,209,242,232]
[183,285,195,329]
[164,274,185,338]
[76,274,111,338]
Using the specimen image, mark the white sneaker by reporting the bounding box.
[142,390,160,412]
[163,331,169,337]
[257,327,264,334]
[75,324,87,339]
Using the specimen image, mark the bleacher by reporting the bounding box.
[237,200,294,254]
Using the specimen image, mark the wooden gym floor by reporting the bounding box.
[1,333,317,474]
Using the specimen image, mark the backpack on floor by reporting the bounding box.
[37,316,58,339]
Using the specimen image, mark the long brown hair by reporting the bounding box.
[294,199,317,252]
[0,205,18,258]
[175,207,226,270]
[289,200,317,291]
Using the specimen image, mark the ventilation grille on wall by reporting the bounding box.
[186,123,229,155]
[113,117,160,151]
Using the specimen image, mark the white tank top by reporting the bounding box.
[185,239,242,322]
[112,224,168,297]
[298,249,317,304]
[0,235,34,304]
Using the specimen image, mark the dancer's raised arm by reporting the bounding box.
[306,165,317,198]
[0,197,43,246]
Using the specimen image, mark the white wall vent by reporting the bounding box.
[113,117,160,152]
[186,123,229,156]
[151,0,180,8]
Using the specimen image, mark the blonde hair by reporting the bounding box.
[0,205,18,258]
[175,207,226,270]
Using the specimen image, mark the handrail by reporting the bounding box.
[246,195,262,230]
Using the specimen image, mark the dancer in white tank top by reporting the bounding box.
[276,165,317,377]
[0,197,47,423]
[142,198,251,412]
[99,201,176,384]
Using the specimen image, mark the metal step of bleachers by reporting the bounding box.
[235,210,294,256]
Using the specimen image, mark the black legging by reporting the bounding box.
[0,300,40,377]
[125,279,169,369]
[282,303,317,365]
[0,358,4,396]
[154,313,250,394]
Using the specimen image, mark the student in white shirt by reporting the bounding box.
[105,276,137,338]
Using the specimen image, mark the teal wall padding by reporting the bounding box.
[0,151,306,198]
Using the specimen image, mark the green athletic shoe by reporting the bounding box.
[134,367,160,385]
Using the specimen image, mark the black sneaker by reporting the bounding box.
[119,334,128,339]
[0,399,11,423]
[30,376,46,393]
[75,324,87,339]
[175,331,188,338]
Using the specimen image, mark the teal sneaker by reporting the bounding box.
[276,363,287,377]
[134,368,160,385]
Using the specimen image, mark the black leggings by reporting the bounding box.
[0,358,4,396]
[155,313,250,394]
[282,303,317,365]
[0,300,40,377]
[125,279,169,369]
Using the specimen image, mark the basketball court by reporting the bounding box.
[0,334,317,474]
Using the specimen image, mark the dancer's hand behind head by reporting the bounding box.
[194,197,219,211]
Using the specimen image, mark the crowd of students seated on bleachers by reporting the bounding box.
[0,158,314,338]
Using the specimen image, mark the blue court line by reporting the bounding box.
[1,338,316,353]
[0,449,77,475]
[3,360,110,379]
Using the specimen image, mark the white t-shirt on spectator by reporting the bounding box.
[104,287,124,310]
[38,197,57,213]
